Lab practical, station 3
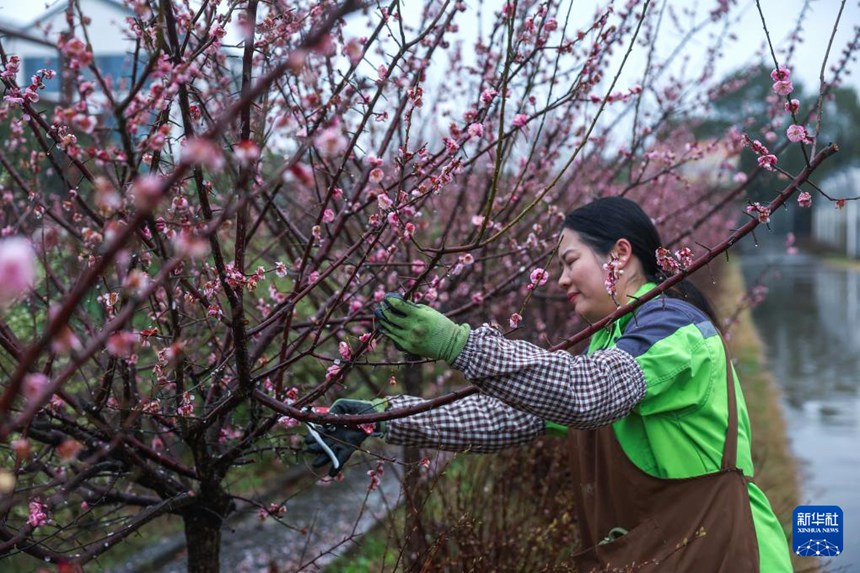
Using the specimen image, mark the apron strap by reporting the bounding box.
[720,339,739,470]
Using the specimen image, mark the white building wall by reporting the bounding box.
[813,167,860,259]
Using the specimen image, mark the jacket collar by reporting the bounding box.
[588,282,658,351]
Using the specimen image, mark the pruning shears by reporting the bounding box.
[302,407,340,472]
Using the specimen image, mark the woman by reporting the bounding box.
[306,197,793,571]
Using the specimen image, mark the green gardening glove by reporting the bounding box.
[375,293,471,363]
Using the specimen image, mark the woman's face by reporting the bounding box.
[557,229,616,322]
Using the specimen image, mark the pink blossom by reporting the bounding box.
[757,154,778,171]
[733,172,748,184]
[377,193,393,210]
[338,341,351,361]
[787,125,806,143]
[785,98,800,113]
[123,270,150,295]
[367,462,384,491]
[142,399,161,414]
[72,113,95,133]
[343,38,363,65]
[770,65,790,82]
[314,125,348,158]
[94,177,121,215]
[745,202,771,224]
[325,364,341,381]
[3,94,24,106]
[481,88,498,105]
[22,373,49,402]
[0,55,20,80]
[771,80,794,96]
[467,123,484,138]
[365,154,384,167]
[528,268,549,290]
[178,392,195,417]
[132,174,165,211]
[60,37,92,67]
[49,395,66,412]
[512,114,528,128]
[172,229,210,259]
[411,259,427,274]
[787,124,813,144]
[749,285,769,306]
[748,138,768,155]
[674,247,694,269]
[509,313,522,328]
[544,18,558,31]
[106,331,139,358]
[277,416,299,429]
[369,168,384,184]
[444,137,459,155]
[471,292,484,305]
[655,247,680,276]
[797,191,812,208]
[322,209,335,223]
[602,253,620,296]
[181,138,225,171]
[275,261,288,277]
[837,199,846,209]
[234,140,260,166]
[0,237,36,306]
[28,499,49,528]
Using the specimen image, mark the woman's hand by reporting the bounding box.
[375,293,470,363]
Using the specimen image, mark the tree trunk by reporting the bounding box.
[182,499,229,573]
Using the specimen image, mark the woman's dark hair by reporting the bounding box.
[563,196,719,327]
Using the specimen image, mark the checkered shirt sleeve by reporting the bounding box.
[386,394,545,453]
[385,325,646,452]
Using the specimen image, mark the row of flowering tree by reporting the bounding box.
[0,0,852,571]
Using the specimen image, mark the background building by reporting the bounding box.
[0,0,132,101]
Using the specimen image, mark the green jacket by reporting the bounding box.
[558,283,792,571]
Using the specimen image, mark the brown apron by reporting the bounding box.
[568,347,760,572]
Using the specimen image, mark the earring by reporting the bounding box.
[618,269,625,275]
